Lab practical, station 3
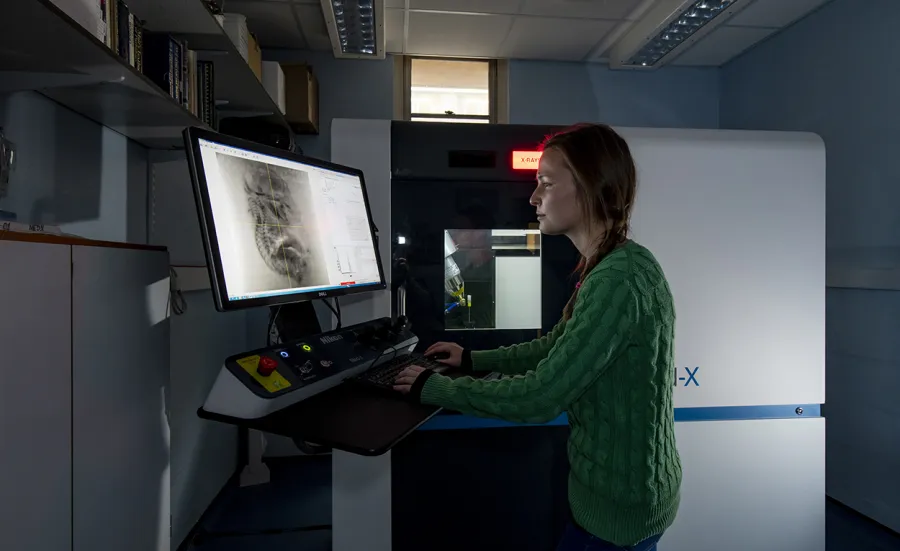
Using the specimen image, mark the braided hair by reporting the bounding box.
[539,123,637,320]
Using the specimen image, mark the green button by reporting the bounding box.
[302,344,312,352]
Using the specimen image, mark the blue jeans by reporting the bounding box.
[555,521,662,551]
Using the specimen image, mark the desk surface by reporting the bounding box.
[198,381,441,456]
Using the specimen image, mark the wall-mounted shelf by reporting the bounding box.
[0,0,291,150]
[826,248,900,292]
[171,265,212,292]
[827,267,900,292]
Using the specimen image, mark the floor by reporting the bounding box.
[183,455,900,551]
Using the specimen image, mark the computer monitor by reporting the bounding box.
[183,127,387,312]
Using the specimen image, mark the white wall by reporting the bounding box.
[264,50,396,162]
[148,154,247,545]
[719,0,900,532]
[508,62,719,128]
[249,52,397,457]
[0,91,147,242]
[0,91,246,548]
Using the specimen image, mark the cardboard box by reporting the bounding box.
[261,61,286,115]
[282,63,319,134]
[247,32,262,81]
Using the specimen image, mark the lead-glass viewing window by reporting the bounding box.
[443,229,541,330]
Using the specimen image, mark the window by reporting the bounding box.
[398,57,504,124]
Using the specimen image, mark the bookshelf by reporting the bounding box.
[0,0,291,150]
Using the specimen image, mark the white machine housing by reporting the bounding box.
[330,119,826,551]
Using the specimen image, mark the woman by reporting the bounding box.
[394,122,682,551]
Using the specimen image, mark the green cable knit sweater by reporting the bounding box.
[415,240,682,546]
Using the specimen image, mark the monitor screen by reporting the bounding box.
[184,128,386,311]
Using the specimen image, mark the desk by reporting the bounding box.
[197,370,486,551]
[198,381,441,456]
[199,379,442,551]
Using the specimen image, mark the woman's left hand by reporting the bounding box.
[393,365,427,394]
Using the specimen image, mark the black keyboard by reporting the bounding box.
[355,354,445,391]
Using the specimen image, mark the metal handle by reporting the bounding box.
[396,285,407,317]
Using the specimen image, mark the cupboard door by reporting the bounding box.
[0,240,73,551]
[71,245,170,551]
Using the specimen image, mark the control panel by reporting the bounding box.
[203,316,418,419]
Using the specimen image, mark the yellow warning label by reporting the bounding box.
[236,355,292,393]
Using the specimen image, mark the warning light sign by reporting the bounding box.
[511,150,542,170]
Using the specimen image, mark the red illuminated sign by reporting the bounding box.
[511,150,542,170]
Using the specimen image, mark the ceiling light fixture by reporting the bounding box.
[609,0,750,69]
[320,0,385,59]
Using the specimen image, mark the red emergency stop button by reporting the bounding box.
[258,356,278,376]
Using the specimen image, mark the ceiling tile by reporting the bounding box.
[500,17,617,61]
[671,25,777,66]
[586,18,636,60]
[385,8,405,53]
[519,0,635,19]
[385,0,405,7]
[728,0,830,28]
[406,11,513,57]
[409,0,521,14]
[295,3,332,51]
[222,1,306,49]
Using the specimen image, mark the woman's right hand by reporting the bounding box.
[423,341,464,368]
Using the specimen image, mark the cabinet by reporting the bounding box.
[0,234,170,551]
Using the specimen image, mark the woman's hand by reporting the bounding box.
[393,365,427,395]
[423,341,464,368]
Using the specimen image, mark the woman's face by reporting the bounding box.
[530,147,582,236]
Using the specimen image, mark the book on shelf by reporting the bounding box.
[99,0,143,73]
[51,0,217,128]
[142,33,218,129]
[48,0,105,42]
[198,60,217,129]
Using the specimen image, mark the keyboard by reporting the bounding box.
[355,354,446,391]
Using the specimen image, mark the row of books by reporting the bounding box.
[98,0,218,128]
[99,0,143,72]
[142,34,218,129]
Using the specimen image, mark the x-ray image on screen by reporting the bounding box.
[444,229,542,331]
[211,153,330,296]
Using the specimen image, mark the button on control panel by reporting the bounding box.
[257,356,278,376]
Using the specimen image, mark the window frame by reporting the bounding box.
[395,55,507,124]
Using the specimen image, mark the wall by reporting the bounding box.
[0,92,248,548]
[0,91,147,242]
[508,61,719,128]
[264,49,396,161]
[720,0,900,533]
[242,50,396,457]
[148,152,250,546]
[249,49,394,341]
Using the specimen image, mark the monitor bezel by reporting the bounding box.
[183,126,388,312]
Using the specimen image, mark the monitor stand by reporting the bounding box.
[270,301,322,347]
[270,302,331,455]
[240,301,328,486]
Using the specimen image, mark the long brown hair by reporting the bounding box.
[540,123,637,320]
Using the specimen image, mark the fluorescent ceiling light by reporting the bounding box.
[609,0,750,69]
[320,0,385,59]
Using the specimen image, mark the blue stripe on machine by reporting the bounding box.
[417,404,822,431]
